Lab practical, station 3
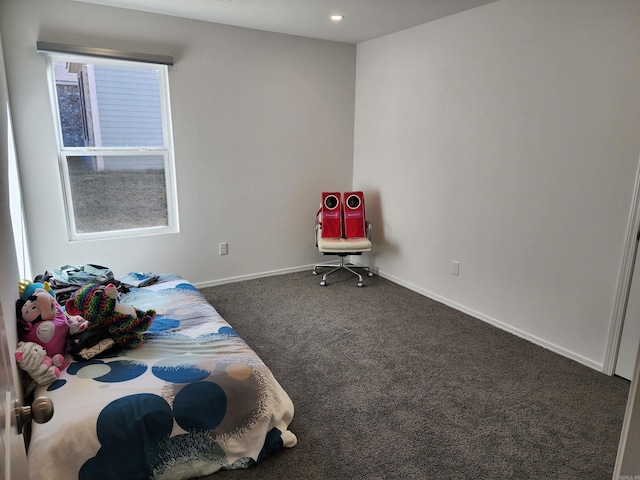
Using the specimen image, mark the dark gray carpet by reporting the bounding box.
[198,270,629,480]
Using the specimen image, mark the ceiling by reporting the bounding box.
[69,0,498,44]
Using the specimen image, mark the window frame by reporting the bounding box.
[44,53,179,241]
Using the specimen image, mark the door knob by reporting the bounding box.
[14,396,54,433]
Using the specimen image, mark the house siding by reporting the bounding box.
[94,65,163,148]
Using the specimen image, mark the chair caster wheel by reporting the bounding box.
[357,282,363,287]
[320,281,326,286]
[367,272,374,277]
[312,271,318,276]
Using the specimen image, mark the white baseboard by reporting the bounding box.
[376,269,604,373]
[193,264,314,289]
[194,263,604,373]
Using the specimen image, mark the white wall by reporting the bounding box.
[0,30,24,399]
[0,0,356,286]
[354,0,640,370]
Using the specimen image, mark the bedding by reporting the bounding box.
[27,276,296,480]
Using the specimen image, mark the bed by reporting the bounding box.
[26,276,296,480]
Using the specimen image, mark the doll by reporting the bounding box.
[16,280,88,370]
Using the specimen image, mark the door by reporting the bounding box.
[0,303,29,480]
[613,338,640,478]
[617,236,640,380]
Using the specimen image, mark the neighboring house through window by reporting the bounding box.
[45,54,178,240]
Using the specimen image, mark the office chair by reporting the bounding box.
[313,192,374,287]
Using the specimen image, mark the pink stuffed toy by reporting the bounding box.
[16,280,89,371]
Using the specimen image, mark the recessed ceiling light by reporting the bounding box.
[330,15,344,22]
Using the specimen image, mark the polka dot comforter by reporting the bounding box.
[27,278,296,480]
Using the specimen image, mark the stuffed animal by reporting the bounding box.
[15,341,61,386]
[16,280,89,369]
[65,312,90,335]
[65,283,155,349]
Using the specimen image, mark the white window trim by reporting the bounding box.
[44,53,179,242]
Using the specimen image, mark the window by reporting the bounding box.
[45,54,178,240]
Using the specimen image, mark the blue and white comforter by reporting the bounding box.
[28,278,296,480]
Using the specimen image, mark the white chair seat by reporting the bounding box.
[317,236,372,253]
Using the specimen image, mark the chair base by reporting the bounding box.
[312,254,374,287]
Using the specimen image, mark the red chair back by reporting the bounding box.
[343,191,366,238]
[320,192,343,238]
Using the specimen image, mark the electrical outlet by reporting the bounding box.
[219,242,228,255]
[451,260,460,276]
